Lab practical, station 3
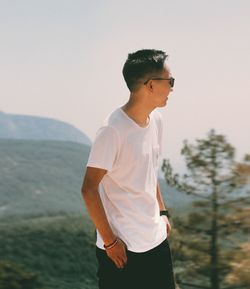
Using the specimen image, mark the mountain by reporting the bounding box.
[0,139,193,222]
[0,110,91,146]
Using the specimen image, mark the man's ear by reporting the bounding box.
[144,79,154,92]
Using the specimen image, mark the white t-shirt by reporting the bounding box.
[86,107,167,252]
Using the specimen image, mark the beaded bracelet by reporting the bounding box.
[103,238,119,250]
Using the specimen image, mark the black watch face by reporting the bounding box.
[160,210,170,217]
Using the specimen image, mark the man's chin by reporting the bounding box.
[160,101,168,107]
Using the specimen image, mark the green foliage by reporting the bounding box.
[0,214,98,289]
[0,260,40,289]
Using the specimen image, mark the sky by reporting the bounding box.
[0,0,249,172]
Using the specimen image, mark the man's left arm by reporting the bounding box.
[156,181,172,236]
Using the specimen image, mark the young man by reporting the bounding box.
[81,49,176,289]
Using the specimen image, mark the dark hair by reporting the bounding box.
[122,49,168,92]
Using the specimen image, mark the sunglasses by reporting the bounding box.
[144,77,175,88]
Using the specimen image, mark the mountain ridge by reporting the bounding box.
[0,110,91,146]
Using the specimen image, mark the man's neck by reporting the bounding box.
[121,100,154,127]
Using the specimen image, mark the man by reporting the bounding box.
[81,49,176,289]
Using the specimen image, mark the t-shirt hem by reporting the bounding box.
[96,232,167,253]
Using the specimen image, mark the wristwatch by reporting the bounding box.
[160,210,170,218]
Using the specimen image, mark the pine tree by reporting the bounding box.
[162,129,249,289]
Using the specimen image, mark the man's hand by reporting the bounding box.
[161,215,172,237]
[105,238,128,269]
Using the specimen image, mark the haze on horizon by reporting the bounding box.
[1,0,249,172]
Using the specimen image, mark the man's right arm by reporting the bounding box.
[81,166,127,268]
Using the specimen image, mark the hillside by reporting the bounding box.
[0,111,91,146]
[0,139,90,221]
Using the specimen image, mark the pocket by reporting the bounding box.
[152,145,160,168]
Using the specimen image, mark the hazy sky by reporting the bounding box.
[1,0,249,172]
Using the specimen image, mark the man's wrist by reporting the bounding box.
[103,235,116,245]
[104,237,119,250]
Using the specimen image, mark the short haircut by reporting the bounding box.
[122,49,168,92]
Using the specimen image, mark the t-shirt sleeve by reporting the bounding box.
[86,126,120,172]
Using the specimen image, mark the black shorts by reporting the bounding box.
[95,238,176,289]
